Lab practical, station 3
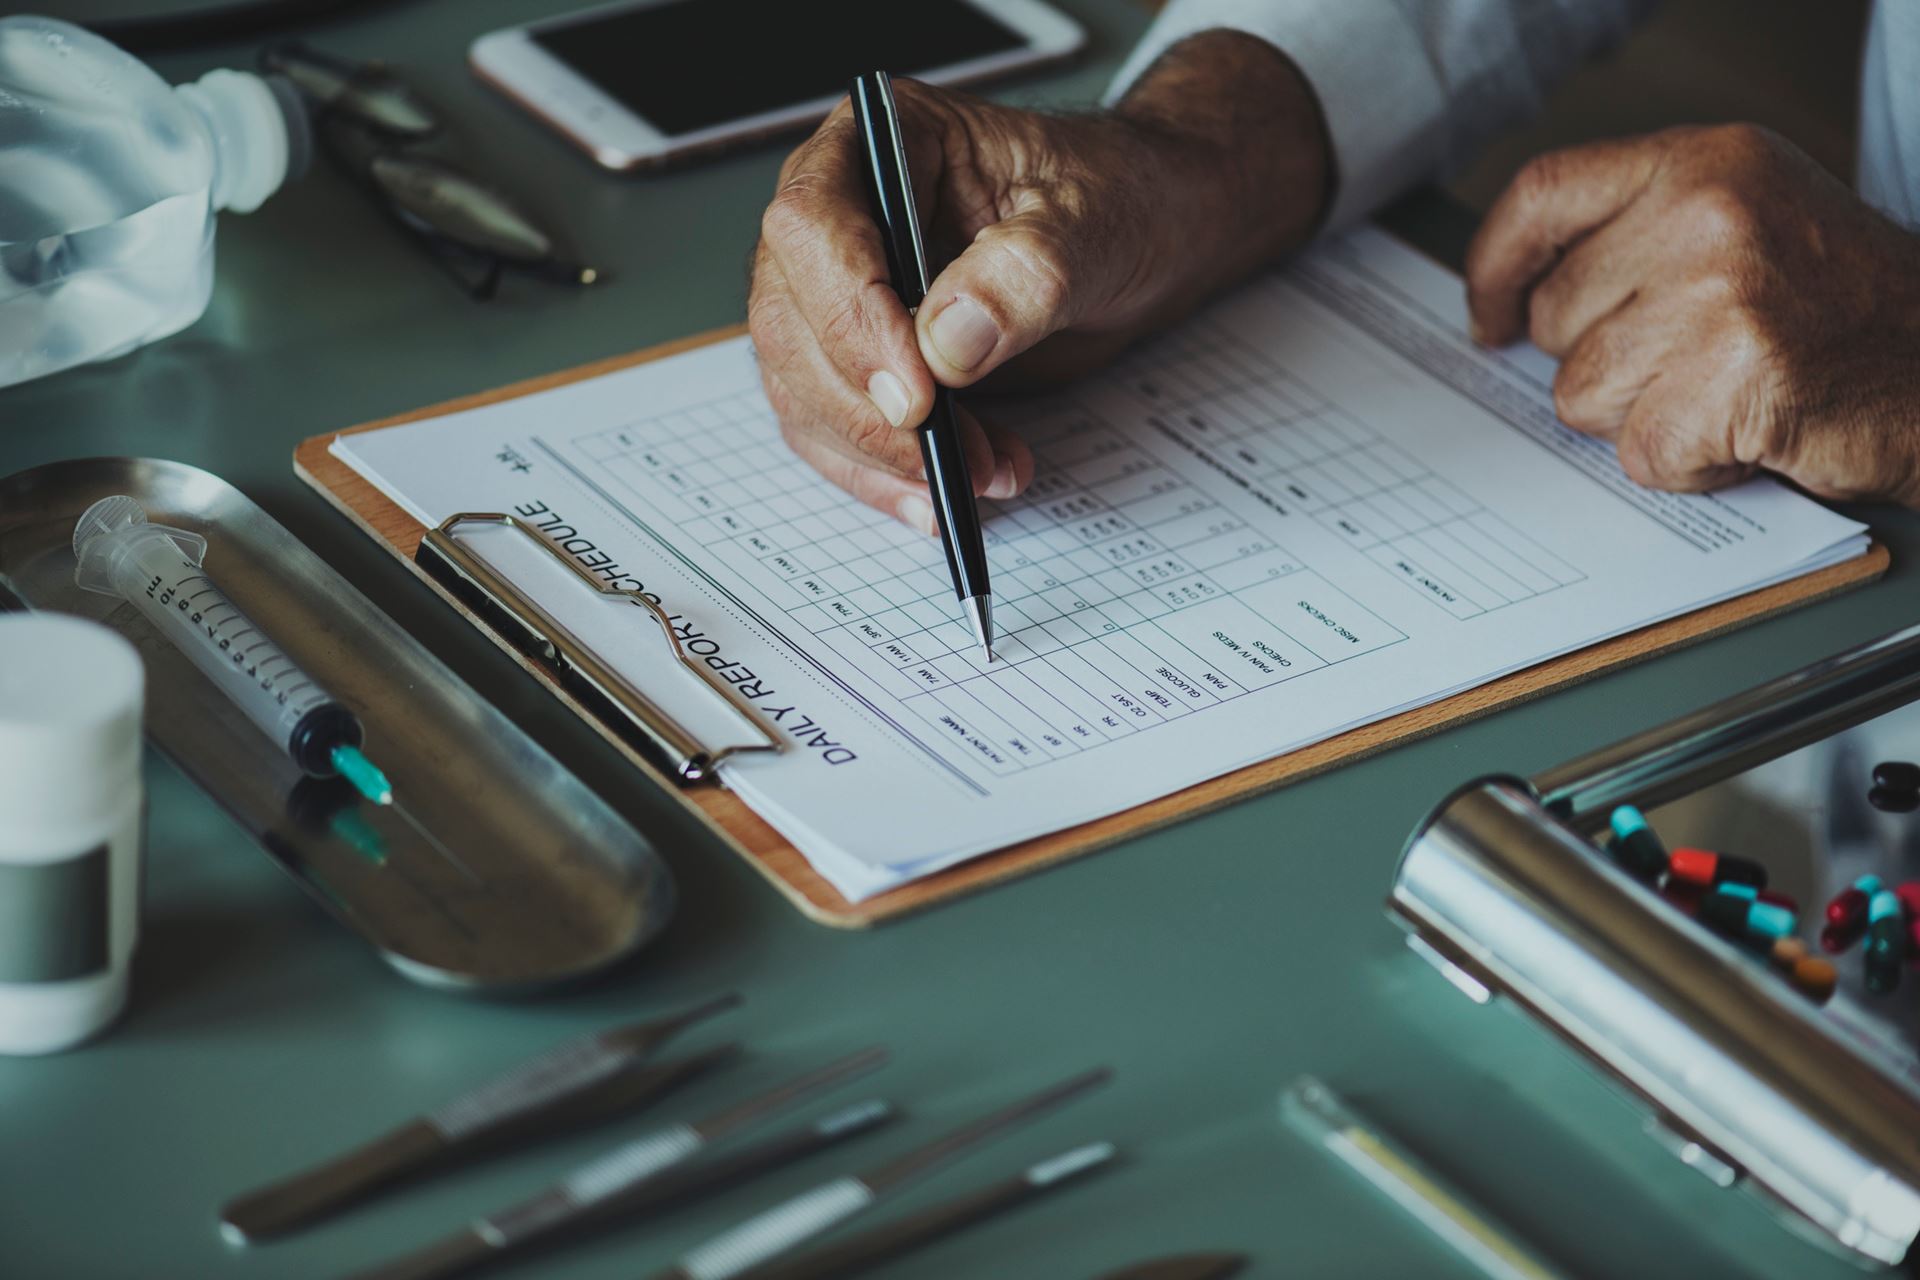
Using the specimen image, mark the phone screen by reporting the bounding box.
[532,0,1029,137]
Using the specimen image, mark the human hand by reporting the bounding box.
[748,31,1330,530]
[1467,124,1920,504]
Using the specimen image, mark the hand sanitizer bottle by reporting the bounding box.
[0,15,310,389]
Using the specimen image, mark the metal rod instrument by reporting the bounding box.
[738,1140,1116,1280]
[646,1067,1113,1280]
[345,1049,891,1280]
[220,994,739,1241]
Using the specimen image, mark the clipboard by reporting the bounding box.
[294,324,1890,927]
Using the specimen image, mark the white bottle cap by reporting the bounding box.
[174,67,309,215]
[0,614,144,859]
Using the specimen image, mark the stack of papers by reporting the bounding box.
[335,228,1868,901]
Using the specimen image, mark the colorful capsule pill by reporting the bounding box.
[1898,883,1920,962]
[1823,876,1882,951]
[1606,806,1667,881]
[1868,787,1920,814]
[1824,889,1864,930]
[1766,937,1835,1003]
[1668,847,1767,890]
[1659,879,1704,915]
[1863,890,1907,993]
[1821,923,1858,954]
[1715,884,1798,912]
[1789,956,1838,1004]
[1825,875,1883,929]
[1699,891,1796,947]
[1871,760,1920,792]
[1747,902,1796,939]
[1865,920,1905,994]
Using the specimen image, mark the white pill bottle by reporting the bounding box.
[0,614,145,1054]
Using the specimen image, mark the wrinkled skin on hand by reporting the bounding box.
[746,32,1331,532]
[1467,123,1920,505]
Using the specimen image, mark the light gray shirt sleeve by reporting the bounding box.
[1107,0,1656,229]
[1858,0,1919,229]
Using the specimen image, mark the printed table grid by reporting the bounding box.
[572,380,1408,776]
[1106,316,1589,620]
[568,295,1595,772]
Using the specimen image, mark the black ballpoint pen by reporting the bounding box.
[850,70,996,662]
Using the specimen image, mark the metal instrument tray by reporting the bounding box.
[0,458,674,992]
[1390,623,1920,1267]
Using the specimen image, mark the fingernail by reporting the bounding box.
[1468,319,1491,346]
[984,455,1017,499]
[929,297,998,372]
[867,369,911,428]
[898,494,936,536]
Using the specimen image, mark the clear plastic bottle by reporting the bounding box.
[0,15,309,389]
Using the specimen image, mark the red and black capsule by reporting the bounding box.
[1822,874,1882,953]
[1667,847,1766,891]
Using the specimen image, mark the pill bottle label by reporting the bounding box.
[0,844,108,982]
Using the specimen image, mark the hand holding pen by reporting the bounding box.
[746,43,1327,527]
[750,76,1037,530]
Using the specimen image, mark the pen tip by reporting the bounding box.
[963,594,995,663]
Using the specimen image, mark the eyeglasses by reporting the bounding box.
[262,41,601,300]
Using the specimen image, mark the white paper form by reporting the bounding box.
[334,227,1867,901]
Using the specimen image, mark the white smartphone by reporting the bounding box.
[471,0,1087,171]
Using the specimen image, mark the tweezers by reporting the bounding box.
[345,1048,891,1280]
[220,993,740,1241]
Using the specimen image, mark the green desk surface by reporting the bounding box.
[5,3,1916,1278]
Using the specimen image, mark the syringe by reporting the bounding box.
[73,496,393,806]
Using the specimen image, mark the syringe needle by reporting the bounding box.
[330,745,394,806]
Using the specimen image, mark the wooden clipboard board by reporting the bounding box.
[295,324,1889,927]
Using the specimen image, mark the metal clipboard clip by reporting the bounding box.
[417,512,782,783]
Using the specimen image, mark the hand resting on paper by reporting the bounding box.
[746,31,1331,532]
[1466,124,1920,505]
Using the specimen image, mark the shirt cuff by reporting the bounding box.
[1106,0,1448,230]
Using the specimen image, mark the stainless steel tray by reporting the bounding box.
[0,458,675,992]
[1389,622,1920,1267]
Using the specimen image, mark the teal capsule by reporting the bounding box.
[1869,888,1902,922]
[1606,805,1667,881]
[1699,889,1796,942]
[1865,910,1906,994]
[1744,900,1798,939]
